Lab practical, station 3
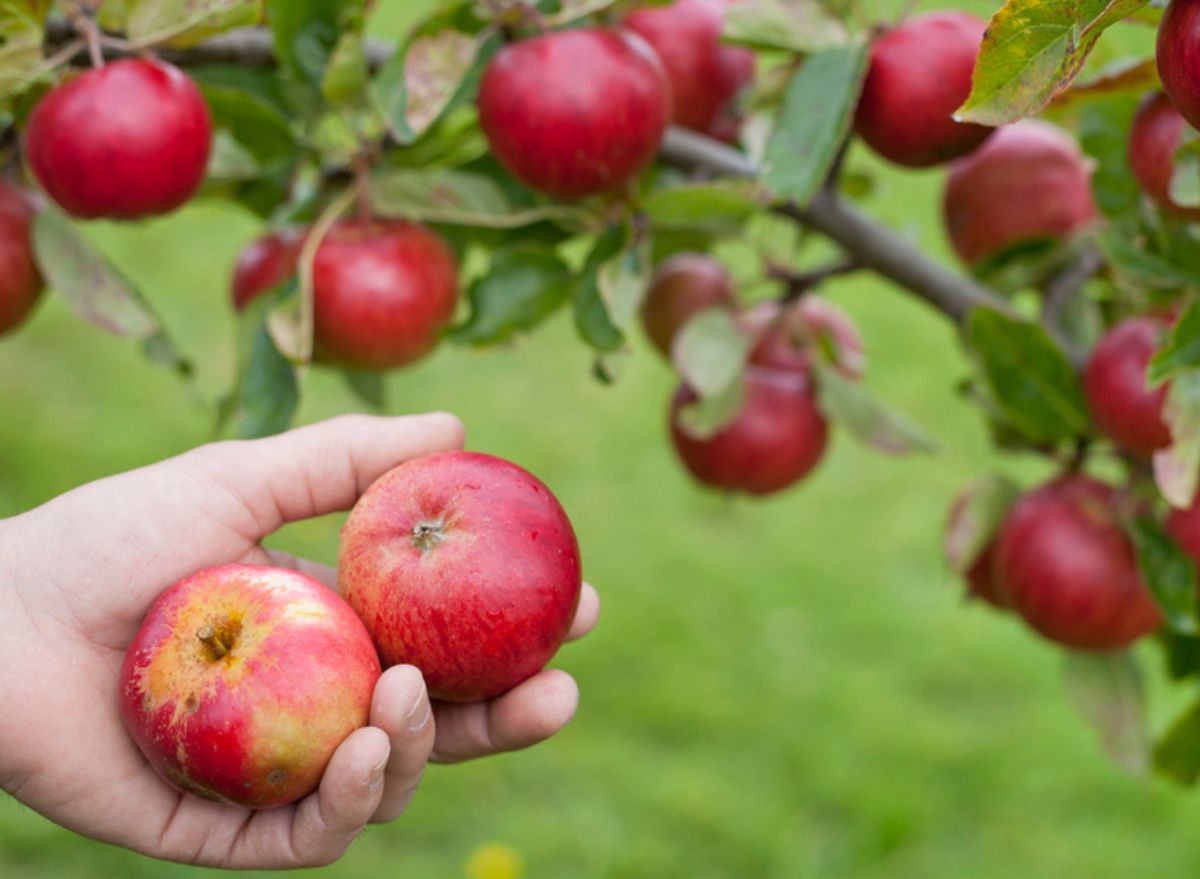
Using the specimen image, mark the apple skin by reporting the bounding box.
[338,451,583,702]
[670,367,829,495]
[477,28,671,199]
[119,564,380,809]
[1083,315,1172,457]
[25,59,212,220]
[0,182,43,337]
[992,476,1161,650]
[1128,92,1200,221]
[231,228,306,311]
[854,12,994,168]
[745,296,865,380]
[942,121,1098,264]
[1157,0,1200,131]
[642,252,736,356]
[943,490,1007,608]
[311,219,458,370]
[623,0,755,135]
[1167,496,1200,564]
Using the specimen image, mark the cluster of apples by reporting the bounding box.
[119,451,582,809]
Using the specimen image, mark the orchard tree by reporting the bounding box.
[10,0,1200,782]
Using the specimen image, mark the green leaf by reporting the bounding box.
[450,245,573,345]
[762,41,867,205]
[370,167,587,229]
[342,368,385,409]
[224,291,300,439]
[1102,222,1200,290]
[957,0,1150,126]
[1149,299,1200,384]
[1128,516,1199,635]
[1171,136,1200,209]
[199,81,297,163]
[321,30,368,105]
[125,0,261,48]
[966,307,1090,445]
[1077,93,1142,219]
[267,0,364,90]
[723,0,847,54]
[641,183,762,233]
[943,474,1021,576]
[372,3,490,144]
[1161,631,1200,680]
[1154,371,1200,508]
[675,373,747,440]
[1155,698,1200,785]
[1063,650,1149,776]
[813,362,938,455]
[573,226,630,353]
[0,0,51,101]
[673,308,751,398]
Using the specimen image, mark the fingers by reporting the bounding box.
[365,665,436,823]
[282,726,391,867]
[431,669,579,764]
[566,583,600,642]
[187,413,466,539]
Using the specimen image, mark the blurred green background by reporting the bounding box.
[3,2,1197,877]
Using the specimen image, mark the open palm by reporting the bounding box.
[0,413,599,868]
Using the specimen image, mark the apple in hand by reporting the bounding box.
[339,451,583,702]
[942,121,1097,264]
[231,228,306,311]
[119,564,380,809]
[1128,92,1200,221]
[0,182,44,337]
[670,367,829,495]
[854,12,993,168]
[25,58,212,220]
[477,28,670,199]
[1083,315,1172,457]
[312,219,458,370]
[641,253,737,356]
[623,0,755,136]
[991,476,1161,650]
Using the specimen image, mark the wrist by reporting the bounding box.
[0,517,29,796]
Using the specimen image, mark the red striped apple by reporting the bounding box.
[119,564,380,809]
[339,451,583,702]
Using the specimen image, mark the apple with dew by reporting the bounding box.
[670,367,829,495]
[1083,315,1172,457]
[477,28,670,199]
[744,296,865,380]
[854,12,994,168]
[942,121,1098,265]
[339,451,583,702]
[991,476,1161,650]
[25,58,212,220]
[119,564,380,809]
[0,182,43,337]
[231,228,306,311]
[641,253,737,356]
[623,0,755,136]
[311,219,458,370]
[1157,0,1200,131]
[1128,92,1200,221]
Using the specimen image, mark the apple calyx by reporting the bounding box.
[411,521,448,552]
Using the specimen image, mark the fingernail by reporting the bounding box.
[406,686,431,732]
[368,756,387,790]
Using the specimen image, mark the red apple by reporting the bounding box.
[745,296,865,380]
[623,0,754,134]
[1167,495,1200,564]
[942,121,1098,264]
[231,228,305,311]
[642,252,736,356]
[1083,315,1172,457]
[25,59,212,220]
[854,12,994,168]
[943,489,1007,608]
[477,28,671,199]
[338,451,583,702]
[119,564,380,809]
[1158,0,1200,131]
[992,476,1161,650]
[0,182,43,337]
[312,219,458,370]
[670,367,829,495]
[1128,91,1200,221]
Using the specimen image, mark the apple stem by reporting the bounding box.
[354,151,372,223]
[70,4,105,69]
[197,625,230,660]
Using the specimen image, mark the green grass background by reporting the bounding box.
[2,2,1196,877]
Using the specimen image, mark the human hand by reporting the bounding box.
[0,414,600,867]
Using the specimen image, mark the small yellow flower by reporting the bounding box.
[465,842,523,879]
